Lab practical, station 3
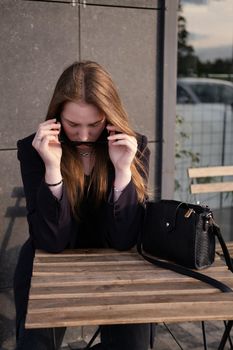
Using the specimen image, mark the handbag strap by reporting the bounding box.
[211,217,233,273]
[138,244,233,293]
[137,212,233,293]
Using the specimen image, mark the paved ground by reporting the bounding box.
[60,322,232,349]
[2,315,232,350]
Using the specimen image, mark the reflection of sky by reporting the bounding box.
[181,0,233,60]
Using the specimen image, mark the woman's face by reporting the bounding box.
[61,101,106,148]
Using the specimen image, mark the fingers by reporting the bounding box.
[40,134,59,147]
[32,119,61,148]
[107,125,136,141]
[107,132,137,153]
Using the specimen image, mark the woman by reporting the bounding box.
[14,61,151,349]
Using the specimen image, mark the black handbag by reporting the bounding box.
[138,199,233,292]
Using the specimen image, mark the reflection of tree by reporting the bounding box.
[178,1,233,80]
[177,2,198,76]
[197,58,233,80]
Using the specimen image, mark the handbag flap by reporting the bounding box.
[150,200,186,233]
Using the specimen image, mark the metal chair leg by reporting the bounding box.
[218,321,233,350]
[68,326,101,349]
[163,323,184,350]
[163,321,210,350]
[201,321,208,350]
[223,321,233,348]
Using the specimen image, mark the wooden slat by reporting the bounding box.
[190,182,233,194]
[26,303,233,329]
[25,249,233,329]
[29,280,233,300]
[188,166,233,178]
[28,293,233,312]
[31,269,232,288]
[34,253,140,264]
[35,248,135,257]
[32,259,225,275]
[216,241,233,258]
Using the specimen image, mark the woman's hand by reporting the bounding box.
[32,119,62,170]
[107,125,137,173]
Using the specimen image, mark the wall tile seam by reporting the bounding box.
[23,0,161,11]
[0,148,17,151]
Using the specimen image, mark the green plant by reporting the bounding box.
[175,114,200,192]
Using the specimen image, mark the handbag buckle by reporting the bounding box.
[185,208,195,218]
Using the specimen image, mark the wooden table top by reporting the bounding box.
[216,241,233,258]
[25,249,233,329]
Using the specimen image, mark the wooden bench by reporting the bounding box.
[25,249,233,349]
[188,165,233,257]
[188,165,233,195]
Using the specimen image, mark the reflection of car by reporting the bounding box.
[177,78,233,105]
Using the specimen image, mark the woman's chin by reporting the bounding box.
[77,144,92,150]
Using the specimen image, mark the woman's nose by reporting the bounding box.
[78,127,89,141]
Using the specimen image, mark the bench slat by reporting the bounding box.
[190,182,233,194]
[188,166,233,178]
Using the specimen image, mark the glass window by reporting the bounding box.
[219,86,233,105]
[177,85,194,103]
[191,83,219,103]
[175,0,233,240]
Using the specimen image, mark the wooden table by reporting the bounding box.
[216,241,233,259]
[25,249,233,330]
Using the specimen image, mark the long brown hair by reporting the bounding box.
[45,61,148,217]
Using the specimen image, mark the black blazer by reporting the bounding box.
[14,132,150,330]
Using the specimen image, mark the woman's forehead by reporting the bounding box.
[62,101,103,123]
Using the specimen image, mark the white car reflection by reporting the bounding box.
[177,78,233,105]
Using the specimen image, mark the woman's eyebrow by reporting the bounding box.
[62,116,78,124]
[88,118,105,126]
[62,116,105,126]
